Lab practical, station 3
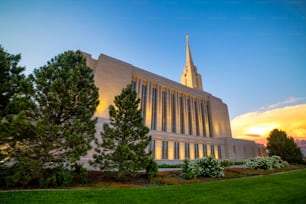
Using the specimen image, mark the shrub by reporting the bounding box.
[2,158,42,187]
[220,160,233,167]
[72,163,89,184]
[181,159,199,179]
[233,161,245,165]
[158,163,182,168]
[56,169,73,187]
[146,158,158,182]
[246,156,288,170]
[246,157,272,170]
[270,155,289,168]
[196,156,224,178]
[39,175,57,187]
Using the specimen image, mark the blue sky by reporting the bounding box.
[1,0,306,121]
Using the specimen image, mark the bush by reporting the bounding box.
[246,157,272,170]
[1,161,87,188]
[181,157,224,179]
[233,161,245,165]
[181,159,199,179]
[146,159,158,182]
[220,160,233,167]
[196,156,224,178]
[56,169,73,187]
[72,163,89,184]
[246,156,288,170]
[2,158,42,187]
[39,175,57,187]
[270,155,289,168]
[40,167,74,187]
[158,163,182,168]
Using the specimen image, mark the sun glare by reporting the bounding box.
[246,125,277,136]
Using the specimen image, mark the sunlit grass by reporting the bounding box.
[1,169,306,204]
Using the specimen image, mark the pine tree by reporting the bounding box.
[1,49,99,186]
[25,50,99,169]
[0,45,26,117]
[0,45,32,164]
[267,129,303,163]
[91,84,151,180]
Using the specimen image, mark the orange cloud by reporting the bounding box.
[231,104,306,145]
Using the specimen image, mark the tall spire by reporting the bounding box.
[181,35,203,91]
[185,35,194,67]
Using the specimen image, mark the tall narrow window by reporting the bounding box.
[185,143,190,159]
[207,103,212,138]
[194,144,199,159]
[151,87,157,130]
[171,92,176,133]
[194,101,199,136]
[162,90,167,132]
[180,95,185,134]
[162,141,168,159]
[149,140,155,159]
[174,142,180,160]
[187,98,192,135]
[131,80,136,92]
[211,144,215,157]
[200,102,207,137]
[203,144,207,157]
[141,84,147,123]
[218,145,222,159]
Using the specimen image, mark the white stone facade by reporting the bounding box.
[81,37,264,165]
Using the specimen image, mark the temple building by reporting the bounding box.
[82,36,265,165]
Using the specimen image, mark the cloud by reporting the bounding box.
[244,134,261,137]
[259,97,304,111]
[231,103,306,145]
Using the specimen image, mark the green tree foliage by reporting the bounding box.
[267,129,303,163]
[182,159,199,179]
[1,49,99,187]
[25,50,99,168]
[0,46,26,116]
[0,46,33,164]
[145,158,158,182]
[91,84,151,180]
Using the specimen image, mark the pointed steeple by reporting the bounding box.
[181,35,203,91]
[185,35,194,67]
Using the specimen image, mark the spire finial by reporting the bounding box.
[181,35,203,91]
[185,34,193,66]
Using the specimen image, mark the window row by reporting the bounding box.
[149,140,222,160]
[133,80,213,138]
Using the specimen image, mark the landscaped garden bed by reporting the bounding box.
[1,168,306,204]
[70,164,306,188]
[1,157,305,190]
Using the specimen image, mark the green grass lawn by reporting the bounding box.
[1,169,306,204]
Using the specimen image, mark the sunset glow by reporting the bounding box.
[246,125,277,137]
[231,104,306,145]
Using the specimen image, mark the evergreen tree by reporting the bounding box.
[23,50,99,170]
[0,46,32,164]
[91,84,151,180]
[0,45,26,117]
[267,129,303,163]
